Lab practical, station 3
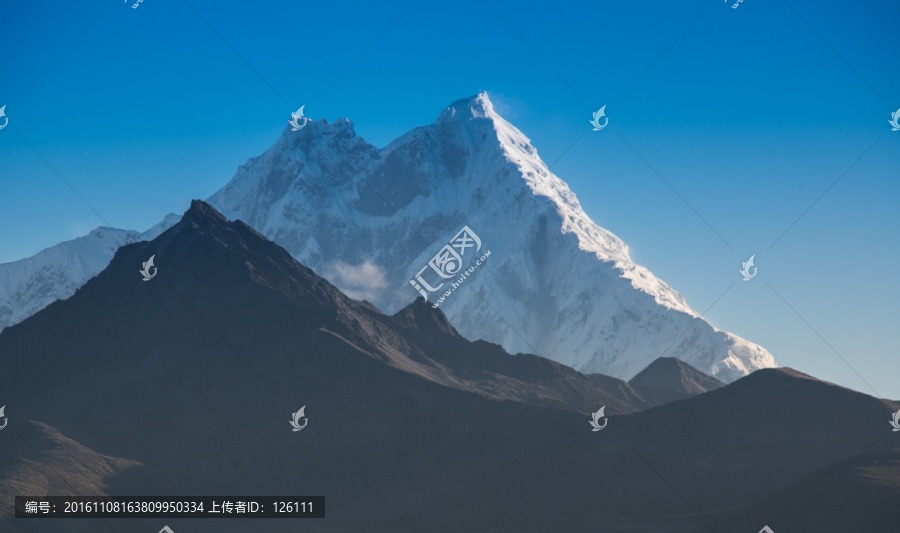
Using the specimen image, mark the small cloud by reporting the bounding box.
[486,92,525,121]
[324,259,388,302]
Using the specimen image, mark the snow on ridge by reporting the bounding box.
[473,94,695,317]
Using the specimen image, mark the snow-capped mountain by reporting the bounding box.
[0,215,178,334]
[0,93,775,381]
[208,93,775,381]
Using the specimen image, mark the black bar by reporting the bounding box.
[15,496,324,518]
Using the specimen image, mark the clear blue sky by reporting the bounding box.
[1,0,897,398]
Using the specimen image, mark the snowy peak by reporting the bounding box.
[435,95,686,311]
[209,115,378,234]
[1,93,777,384]
[439,91,495,121]
[279,116,360,149]
[434,92,541,172]
[430,94,634,268]
[205,92,776,382]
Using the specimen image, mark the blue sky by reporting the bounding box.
[1,0,898,398]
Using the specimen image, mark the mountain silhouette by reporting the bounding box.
[0,201,896,532]
[585,356,724,411]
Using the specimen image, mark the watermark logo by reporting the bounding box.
[740,254,757,281]
[890,409,900,432]
[589,105,608,131]
[159,527,174,533]
[289,105,309,131]
[140,255,157,281]
[889,107,900,131]
[409,226,490,308]
[0,105,8,130]
[0,406,7,431]
[759,527,774,533]
[728,0,746,9]
[289,405,308,432]
[589,406,608,431]
[126,0,146,9]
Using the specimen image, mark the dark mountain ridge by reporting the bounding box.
[0,201,896,532]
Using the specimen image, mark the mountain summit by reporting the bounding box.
[208,92,776,381]
[0,93,775,381]
[629,356,726,395]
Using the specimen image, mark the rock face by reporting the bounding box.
[1,93,775,381]
[208,92,776,381]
